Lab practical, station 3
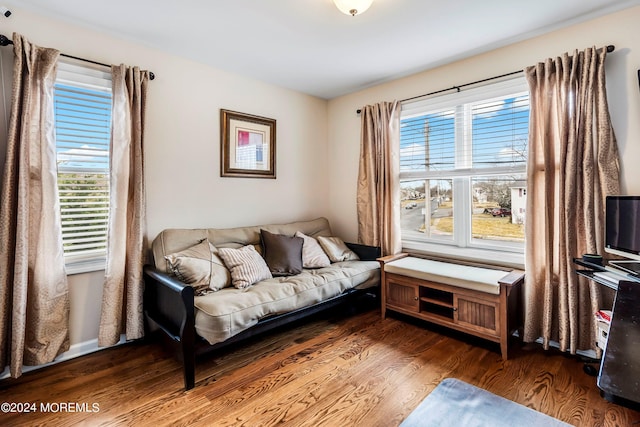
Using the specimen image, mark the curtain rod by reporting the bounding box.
[356,44,615,114]
[0,34,155,80]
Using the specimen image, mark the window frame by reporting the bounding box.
[399,77,529,267]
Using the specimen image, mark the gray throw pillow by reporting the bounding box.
[260,229,304,276]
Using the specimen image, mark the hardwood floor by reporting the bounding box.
[1,307,638,426]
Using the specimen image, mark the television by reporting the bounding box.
[605,195,640,276]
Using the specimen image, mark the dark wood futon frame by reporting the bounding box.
[143,243,381,390]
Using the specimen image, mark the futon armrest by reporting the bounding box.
[143,265,195,342]
[345,242,381,261]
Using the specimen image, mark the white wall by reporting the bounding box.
[327,6,640,242]
[0,8,329,354]
[143,58,329,238]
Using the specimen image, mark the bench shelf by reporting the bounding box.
[379,254,524,360]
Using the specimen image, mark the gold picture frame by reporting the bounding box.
[220,109,276,178]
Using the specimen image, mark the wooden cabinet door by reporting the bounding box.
[386,275,420,313]
[453,294,500,336]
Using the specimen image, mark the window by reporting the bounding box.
[399,77,529,263]
[54,61,112,273]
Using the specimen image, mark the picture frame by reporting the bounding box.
[220,109,276,178]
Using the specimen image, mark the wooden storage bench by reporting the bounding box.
[378,254,524,360]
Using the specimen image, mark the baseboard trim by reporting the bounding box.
[0,334,127,380]
[534,336,598,359]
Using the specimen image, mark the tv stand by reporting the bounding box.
[573,257,607,272]
[573,259,640,411]
[572,256,640,290]
[608,260,640,277]
[597,280,640,411]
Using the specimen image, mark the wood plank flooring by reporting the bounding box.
[1,308,638,426]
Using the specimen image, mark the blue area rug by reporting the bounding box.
[400,378,572,427]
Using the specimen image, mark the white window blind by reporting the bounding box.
[471,95,529,170]
[54,61,112,269]
[400,78,529,179]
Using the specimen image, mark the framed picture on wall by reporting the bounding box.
[220,109,276,178]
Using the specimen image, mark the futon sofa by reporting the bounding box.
[143,217,381,390]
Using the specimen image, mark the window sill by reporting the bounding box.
[65,258,106,275]
[402,240,525,270]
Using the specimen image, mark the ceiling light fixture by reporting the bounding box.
[332,0,373,16]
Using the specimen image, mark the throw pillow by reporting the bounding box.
[260,229,304,276]
[317,236,360,263]
[164,239,231,294]
[218,245,273,289]
[295,231,331,268]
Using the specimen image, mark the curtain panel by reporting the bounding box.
[356,101,402,256]
[0,33,70,377]
[523,47,620,353]
[99,65,149,346]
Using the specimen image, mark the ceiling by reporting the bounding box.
[4,0,640,99]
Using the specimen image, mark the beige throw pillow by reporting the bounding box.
[164,239,231,294]
[295,231,331,268]
[218,245,273,289]
[317,236,360,263]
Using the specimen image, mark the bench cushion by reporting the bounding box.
[384,257,508,295]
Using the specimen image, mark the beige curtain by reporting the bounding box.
[99,65,149,346]
[357,101,402,256]
[0,34,70,377]
[524,47,620,353]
